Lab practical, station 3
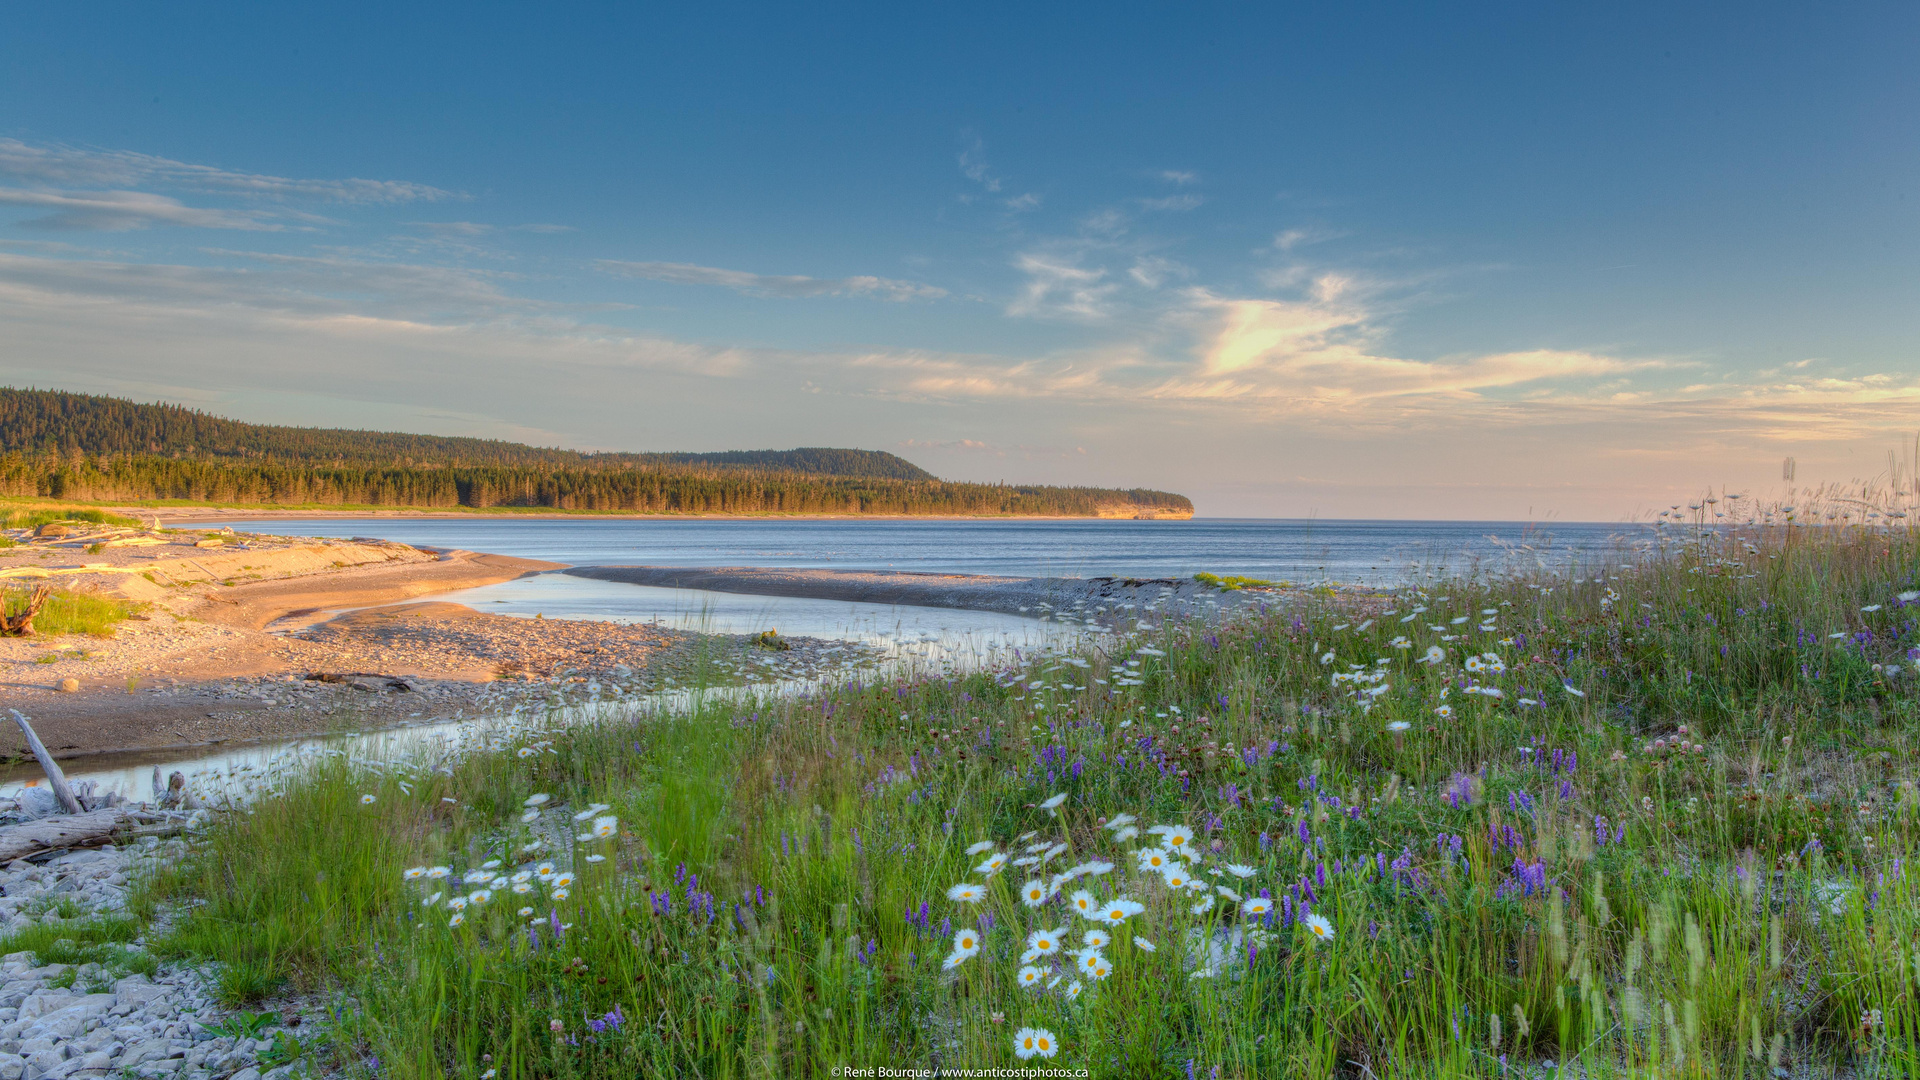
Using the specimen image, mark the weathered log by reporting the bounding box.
[7,710,81,814]
[0,584,51,637]
[0,809,142,863]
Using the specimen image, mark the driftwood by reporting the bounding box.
[0,808,180,864]
[7,710,81,814]
[0,584,51,637]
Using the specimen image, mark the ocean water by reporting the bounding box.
[216,516,1651,584]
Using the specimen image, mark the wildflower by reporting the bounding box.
[535,862,556,881]
[1190,897,1215,915]
[1390,635,1412,648]
[1040,842,1068,863]
[1863,604,1883,613]
[1319,651,1335,665]
[1563,683,1586,698]
[1304,912,1335,943]
[1099,898,1145,925]
[573,803,612,821]
[585,854,606,863]
[1419,645,1446,665]
[1113,826,1140,843]
[520,810,540,824]
[524,793,551,807]
[1021,926,1067,949]
[947,883,986,903]
[446,895,469,912]
[422,892,443,908]
[518,906,534,917]
[1137,848,1173,872]
[513,881,534,894]
[360,794,377,805]
[1162,865,1193,890]
[1082,928,1111,950]
[1149,825,1194,852]
[1242,897,1274,916]
[551,888,570,901]
[403,867,426,882]
[1039,793,1067,811]
[589,816,619,839]
[1465,656,1485,673]
[1215,885,1243,902]
[943,928,983,969]
[966,840,998,855]
[1069,890,1099,918]
[1135,937,1157,952]
[1434,705,1454,719]
[469,890,492,907]
[1103,813,1137,830]
[1065,980,1084,1001]
[449,913,465,928]
[1019,879,1053,907]
[975,852,1009,876]
[1387,720,1412,733]
[1017,965,1045,988]
[1078,951,1109,976]
[1014,1027,1060,1060]
[426,866,451,880]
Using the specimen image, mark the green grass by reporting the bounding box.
[1193,571,1279,591]
[141,493,1920,1078]
[3,587,133,636]
[0,505,141,530]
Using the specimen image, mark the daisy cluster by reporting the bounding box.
[402,791,618,930]
[935,801,1334,1061]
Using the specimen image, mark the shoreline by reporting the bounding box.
[135,506,1195,522]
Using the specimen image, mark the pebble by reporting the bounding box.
[0,839,294,1080]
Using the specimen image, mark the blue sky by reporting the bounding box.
[2,2,1916,518]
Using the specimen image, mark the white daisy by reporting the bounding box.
[946,882,986,904]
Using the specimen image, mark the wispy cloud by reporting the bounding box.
[0,138,448,203]
[1157,170,1200,185]
[1007,254,1117,319]
[0,188,291,232]
[598,259,946,301]
[1274,226,1343,251]
[1138,194,1204,212]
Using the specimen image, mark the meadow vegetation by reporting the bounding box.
[135,486,1920,1078]
[2,585,133,636]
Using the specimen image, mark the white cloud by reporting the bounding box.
[598,259,945,301]
[1274,226,1342,251]
[1157,170,1200,185]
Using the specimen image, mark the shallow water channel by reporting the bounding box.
[5,574,1101,805]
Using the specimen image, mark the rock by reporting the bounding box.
[0,1051,21,1080]
[227,1069,261,1080]
[54,681,79,695]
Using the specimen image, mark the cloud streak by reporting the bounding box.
[598,259,945,301]
[0,138,448,204]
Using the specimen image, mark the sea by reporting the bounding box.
[214,515,1653,643]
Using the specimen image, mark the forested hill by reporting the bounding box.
[0,388,1193,517]
[0,388,933,479]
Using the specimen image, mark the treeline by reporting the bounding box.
[0,388,934,480]
[0,455,1194,516]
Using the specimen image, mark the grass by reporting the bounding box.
[139,488,1920,1078]
[1193,572,1279,591]
[3,586,133,636]
[0,504,141,530]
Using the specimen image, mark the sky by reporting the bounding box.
[1,2,1916,520]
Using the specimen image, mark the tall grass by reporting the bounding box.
[142,489,1920,1078]
[3,586,133,636]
